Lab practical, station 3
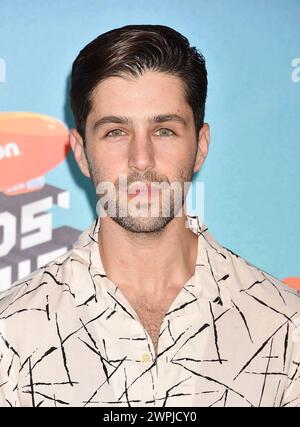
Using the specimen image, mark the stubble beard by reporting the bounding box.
[88,161,196,235]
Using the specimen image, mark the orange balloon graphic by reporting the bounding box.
[0,112,70,196]
[282,277,300,291]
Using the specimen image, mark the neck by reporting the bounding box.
[98,214,198,298]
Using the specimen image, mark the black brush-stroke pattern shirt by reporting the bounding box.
[0,214,299,407]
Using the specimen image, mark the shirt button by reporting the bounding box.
[141,353,151,363]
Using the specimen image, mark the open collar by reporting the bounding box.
[71,214,233,310]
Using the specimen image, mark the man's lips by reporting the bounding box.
[124,183,161,199]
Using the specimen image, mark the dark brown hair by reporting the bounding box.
[70,24,207,141]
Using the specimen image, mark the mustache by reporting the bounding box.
[114,172,170,188]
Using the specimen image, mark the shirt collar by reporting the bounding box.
[71,213,232,309]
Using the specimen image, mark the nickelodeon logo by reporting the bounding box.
[283,277,300,291]
[0,142,21,160]
[0,112,70,195]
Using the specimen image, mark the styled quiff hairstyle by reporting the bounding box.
[70,24,207,141]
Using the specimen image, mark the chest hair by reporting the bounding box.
[131,298,174,354]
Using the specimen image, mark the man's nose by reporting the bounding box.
[127,132,156,173]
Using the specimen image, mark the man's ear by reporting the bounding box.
[69,128,91,178]
[193,123,210,174]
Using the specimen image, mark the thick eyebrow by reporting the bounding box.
[92,114,187,133]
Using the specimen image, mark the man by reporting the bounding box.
[0,24,299,407]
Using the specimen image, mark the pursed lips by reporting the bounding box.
[125,182,161,198]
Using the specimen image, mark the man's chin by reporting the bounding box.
[111,215,174,234]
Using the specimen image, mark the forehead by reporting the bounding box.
[88,71,192,122]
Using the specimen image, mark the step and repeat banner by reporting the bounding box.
[0,113,81,287]
[0,0,299,291]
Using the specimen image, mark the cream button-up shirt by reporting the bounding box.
[0,214,299,407]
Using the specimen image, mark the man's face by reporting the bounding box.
[71,70,209,233]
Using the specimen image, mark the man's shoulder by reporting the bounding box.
[0,249,74,312]
[220,242,300,311]
[0,221,97,312]
[191,216,299,312]
[197,218,299,312]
